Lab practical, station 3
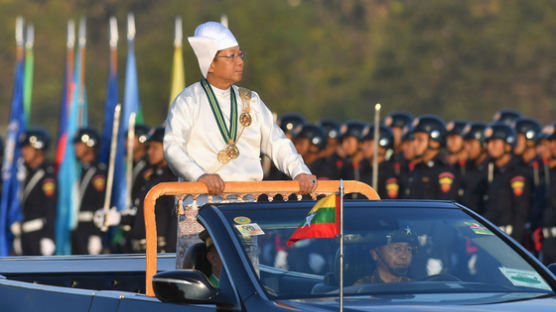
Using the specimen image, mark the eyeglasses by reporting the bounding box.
[216,51,246,61]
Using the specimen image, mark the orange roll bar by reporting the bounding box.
[144,180,379,297]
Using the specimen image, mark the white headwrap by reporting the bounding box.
[188,21,239,78]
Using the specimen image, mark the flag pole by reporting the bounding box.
[102,103,122,231]
[372,103,381,190]
[125,113,136,209]
[77,17,87,127]
[339,179,345,312]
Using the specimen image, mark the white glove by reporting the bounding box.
[10,222,21,236]
[88,235,102,255]
[93,208,121,229]
[12,237,22,256]
[40,238,56,256]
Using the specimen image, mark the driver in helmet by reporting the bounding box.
[355,226,417,284]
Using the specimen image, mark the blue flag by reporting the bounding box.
[111,33,142,211]
[0,60,26,256]
[55,39,86,255]
[100,51,119,166]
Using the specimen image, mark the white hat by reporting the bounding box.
[188,21,239,78]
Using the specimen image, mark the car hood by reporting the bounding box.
[279,295,556,311]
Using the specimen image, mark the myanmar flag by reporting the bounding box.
[288,194,340,246]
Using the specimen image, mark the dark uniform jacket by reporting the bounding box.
[20,161,57,255]
[483,156,531,242]
[121,165,177,253]
[541,165,556,264]
[404,153,460,200]
[359,159,401,199]
[72,161,107,254]
[460,157,488,214]
[314,152,346,180]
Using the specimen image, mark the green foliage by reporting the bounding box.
[1,0,556,147]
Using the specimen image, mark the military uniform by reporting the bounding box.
[460,158,488,214]
[16,162,57,255]
[483,157,532,242]
[404,154,460,200]
[120,165,178,253]
[359,160,400,199]
[354,270,411,285]
[541,166,556,264]
[72,161,107,254]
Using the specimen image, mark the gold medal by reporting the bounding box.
[217,150,230,164]
[238,87,252,101]
[226,143,240,160]
[239,111,252,128]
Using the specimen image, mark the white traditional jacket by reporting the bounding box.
[164,81,310,182]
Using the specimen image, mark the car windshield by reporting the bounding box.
[222,201,554,301]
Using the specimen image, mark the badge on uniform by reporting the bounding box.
[42,178,56,197]
[143,168,154,181]
[511,176,525,196]
[385,178,399,199]
[438,172,455,193]
[92,175,106,192]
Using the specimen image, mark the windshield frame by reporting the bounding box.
[204,199,556,301]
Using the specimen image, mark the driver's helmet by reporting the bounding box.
[383,225,418,247]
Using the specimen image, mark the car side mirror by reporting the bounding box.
[152,270,231,305]
[548,263,556,276]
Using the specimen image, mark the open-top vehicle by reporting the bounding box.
[1,181,555,311]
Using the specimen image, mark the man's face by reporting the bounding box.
[514,134,526,155]
[412,132,429,157]
[401,139,414,161]
[294,138,310,156]
[446,134,463,154]
[464,139,483,161]
[21,145,38,165]
[208,46,244,86]
[391,127,402,150]
[487,139,508,159]
[360,140,375,159]
[372,242,413,273]
[74,142,87,161]
[551,139,556,157]
[341,136,359,157]
[147,141,164,166]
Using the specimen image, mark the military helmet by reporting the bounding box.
[319,119,341,140]
[384,112,413,129]
[361,124,394,150]
[20,128,51,150]
[134,124,151,144]
[493,109,521,126]
[278,113,305,136]
[462,122,487,141]
[513,117,542,142]
[484,122,517,147]
[147,126,165,143]
[401,125,414,141]
[295,123,327,150]
[446,120,468,136]
[73,127,101,148]
[411,114,446,144]
[542,124,556,141]
[339,120,366,141]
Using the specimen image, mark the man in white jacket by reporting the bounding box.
[164,21,316,194]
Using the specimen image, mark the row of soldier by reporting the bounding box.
[6,109,556,266]
[7,125,178,256]
[268,109,556,265]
